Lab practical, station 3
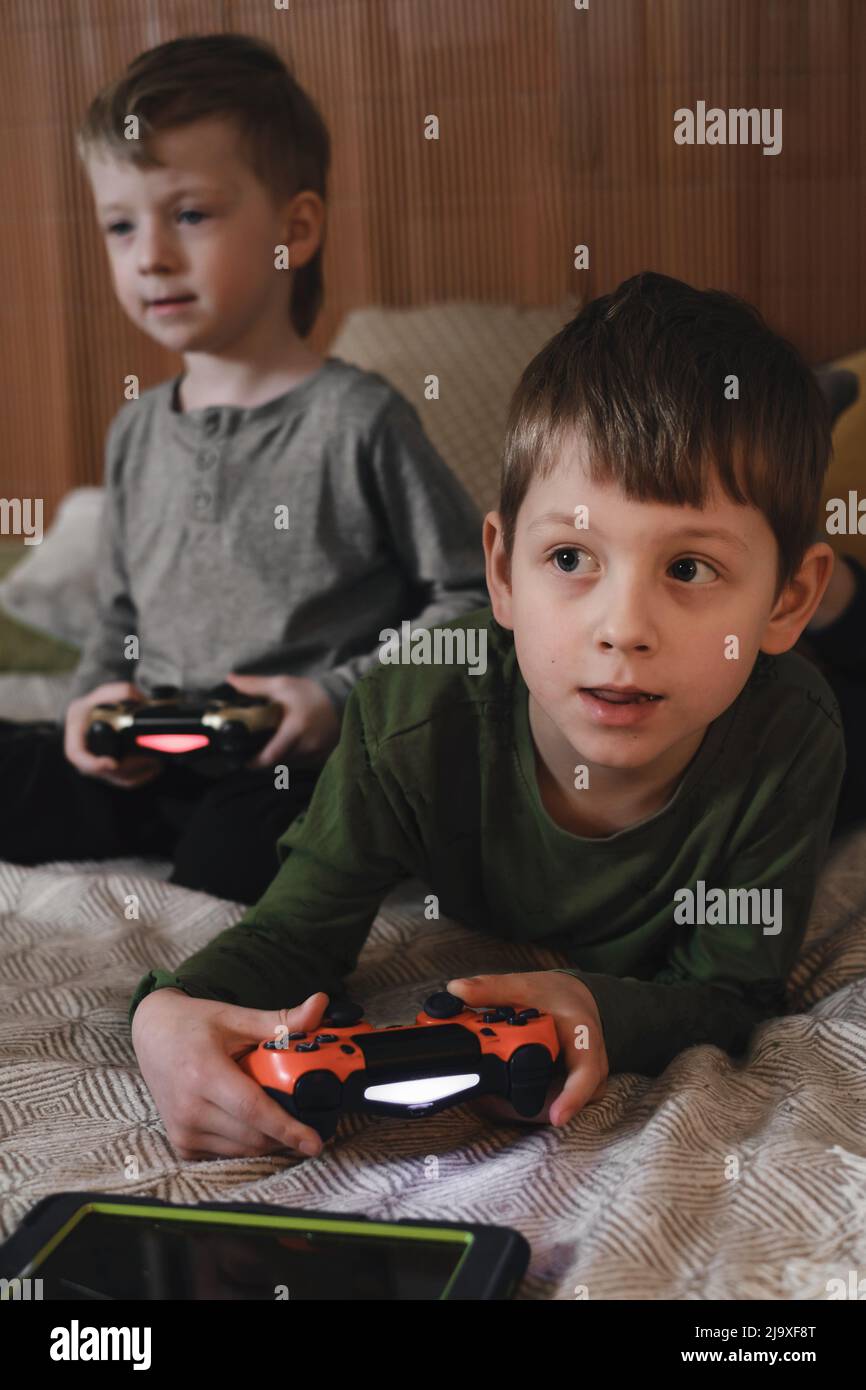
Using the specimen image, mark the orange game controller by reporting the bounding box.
[238,991,561,1140]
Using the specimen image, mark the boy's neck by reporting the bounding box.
[527,692,707,837]
[177,340,325,413]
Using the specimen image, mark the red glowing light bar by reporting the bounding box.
[135,733,210,753]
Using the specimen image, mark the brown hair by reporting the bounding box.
[76,33,330,338]
[500,272,831,598]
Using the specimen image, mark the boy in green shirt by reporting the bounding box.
[131,272,844,1161]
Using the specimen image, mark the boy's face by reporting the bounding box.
[84,117,320,352]
[486,430,826,777]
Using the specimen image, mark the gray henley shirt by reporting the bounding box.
[71,356,489,711]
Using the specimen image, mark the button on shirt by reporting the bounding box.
[71,357,489,710]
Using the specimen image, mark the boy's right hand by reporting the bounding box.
[131,987,331,1160]
[64,680,161,787]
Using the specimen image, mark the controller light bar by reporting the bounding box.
[135,733,210,753]
[364,1073,480,1106]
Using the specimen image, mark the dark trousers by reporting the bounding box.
[0,721,320,905]
[797,553,866,840]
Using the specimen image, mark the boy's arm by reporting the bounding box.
[128,685,418,1026]
[316,393,489,711]
[552,705,846,1077]
[68,412,140,700]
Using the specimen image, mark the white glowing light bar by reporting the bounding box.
[364,1073,481,1106]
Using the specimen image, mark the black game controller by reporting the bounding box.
[85,682,282,768]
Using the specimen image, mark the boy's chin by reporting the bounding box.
[554,714,666,767]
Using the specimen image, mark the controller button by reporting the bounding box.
[423,990,466,1019]
[263,1040,277,1050]
[339,1044,355,1055]
[480,1027,496,1037]
[511,1017,527,1026]
[288,1031,307,1040]
[518,1008,541,1020]
[322,1001,365,1028]
[295,1042,320,1052]
[314,1034,338,1043]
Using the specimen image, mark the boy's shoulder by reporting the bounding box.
[352,605,517,753]
[745,645,843,739]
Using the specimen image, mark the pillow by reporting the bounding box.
[820,349,866,568]
[0,548,79,672]
[330,300,577,514]
[0,487,103,649]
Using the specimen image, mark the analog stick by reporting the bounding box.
[422,990,466,1019]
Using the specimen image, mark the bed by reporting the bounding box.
[2,305,865,1298]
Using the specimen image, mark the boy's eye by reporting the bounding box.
[104,211,208,235]
[551,547,597,575]
[669,557,717,584]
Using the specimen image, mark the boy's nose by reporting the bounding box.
[592,579,657,652]
[135,224,179,275]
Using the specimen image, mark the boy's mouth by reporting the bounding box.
[581,686,663,705]
[147,295,197,308]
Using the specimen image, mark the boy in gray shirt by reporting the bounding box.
[0,35,486,902]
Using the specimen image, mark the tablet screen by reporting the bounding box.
[23,1204,471,1300]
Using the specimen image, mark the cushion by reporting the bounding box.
[0,546,79,674]
[0,488,103,652]
[820,349,866,568]
[330,300,577,514]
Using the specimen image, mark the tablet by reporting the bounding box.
[0,1192,530,1301]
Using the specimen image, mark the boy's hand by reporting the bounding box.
[131,987,333,1160]
[64,680,162,788]
[446,971,609,1127]
[226,672,341,769]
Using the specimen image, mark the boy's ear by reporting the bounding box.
[483,511,514,631]
[280,190,325,270]
[760,541,835,655]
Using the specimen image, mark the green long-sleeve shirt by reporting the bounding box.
[130,606,846,1076]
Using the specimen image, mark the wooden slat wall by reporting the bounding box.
[1,0,864,522]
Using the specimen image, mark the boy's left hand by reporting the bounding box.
[446,971,610,1128]
[226,673,342,769]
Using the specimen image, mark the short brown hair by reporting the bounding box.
[500,272,832,598]
[76,33,330,338]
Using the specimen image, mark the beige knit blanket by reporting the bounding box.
[2,826,865,1300]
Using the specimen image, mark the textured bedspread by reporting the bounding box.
[2,828,865,1300]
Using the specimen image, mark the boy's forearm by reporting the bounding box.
[551,967,781,1076]
[128,944,347,1031]
[316,587,489,710]
[128,887,381,1027]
